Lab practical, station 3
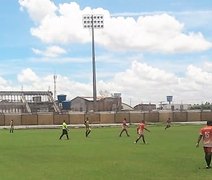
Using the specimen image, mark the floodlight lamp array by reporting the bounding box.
[83,14,104,29]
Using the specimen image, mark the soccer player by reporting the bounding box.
[196,120,212,169]
[59,120,69,140]
[10,120,14,133]
[84,118,91,137]
[165,117,171,130]
[119,118,130,137]
[134,120,150,144]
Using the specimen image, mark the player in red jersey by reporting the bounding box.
[134,120,150,144]
[119,118,130,137]
[196,121,212,169]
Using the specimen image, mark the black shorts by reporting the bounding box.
[62,129,68,134]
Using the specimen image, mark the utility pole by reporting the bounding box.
[53,74,57,101]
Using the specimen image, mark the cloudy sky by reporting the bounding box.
[0,0,212,106]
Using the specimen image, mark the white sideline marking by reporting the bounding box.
[0,121,207,130]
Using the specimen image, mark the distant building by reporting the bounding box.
[70,96,122,112]
[98,97,122,111]
[161,104,192,111]
[0,91,60,114]
[134,103,156,111]
[121,103,133,111]
[70,97,90,112]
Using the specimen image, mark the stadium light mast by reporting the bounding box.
[82,14,104,112]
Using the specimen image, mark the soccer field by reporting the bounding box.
[0,124,211,180]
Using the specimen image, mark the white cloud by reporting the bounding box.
[202,62,212,73]
[19,1,212,53]
[32,46,67,57]
[17,68,39,83]
[0,60,210,106]
[15,1,212,106]
[186,65,212,85]
[102,13,212,53]
[30,2,91,44]
[16,71,92,98]
[97,60,212,105]
[19,0,57,23]
[0,77,12,90]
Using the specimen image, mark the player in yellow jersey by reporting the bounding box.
[59,120,69,140]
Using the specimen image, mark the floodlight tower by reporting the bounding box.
[82,14,104,112]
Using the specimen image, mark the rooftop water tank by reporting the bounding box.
[62,101,71,110]
[57,94,66,103]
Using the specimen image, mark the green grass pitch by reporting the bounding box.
[0,124,211,180]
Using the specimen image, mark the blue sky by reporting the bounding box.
[0,0,212,106]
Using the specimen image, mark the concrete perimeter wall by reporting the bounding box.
[173,112,187,122]
[0,114,5,126]
[144,112,159,122]
[115,112,130,123]
[99,112,115,124]
[187,111,201,122]
[159,111,173,122]
[129,112,144,123]
[54,114,69,125]
[38,113,53,125]
[0,111,211,126]
[70,113,85,124]
[22,114,38,125]
[5,114,22,125]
